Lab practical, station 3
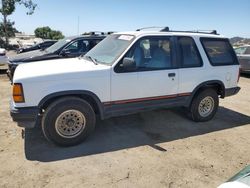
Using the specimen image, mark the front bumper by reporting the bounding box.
[10,101,40,128]
[225,87,241,97]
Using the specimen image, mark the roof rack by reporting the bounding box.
[169,30,218,35]
[136,26,169,31]
[107,31,115,35]
[136,26,218,35]
[82,31,115,36]
[91,31,105,35]
[161,28,218,35]
[82,31,105,36]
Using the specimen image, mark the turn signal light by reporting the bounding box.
[13,83,25,103]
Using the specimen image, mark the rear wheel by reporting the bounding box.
[189,89,219,122]
[42,97,96,146]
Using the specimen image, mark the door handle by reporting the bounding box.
[168,73,176,77]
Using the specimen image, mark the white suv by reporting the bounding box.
[10,28,240,146]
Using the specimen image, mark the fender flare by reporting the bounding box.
[38,90,104,119]
[187,80,225,106]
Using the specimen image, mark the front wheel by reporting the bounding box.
[42,97,96,146]
[189,89,219,122]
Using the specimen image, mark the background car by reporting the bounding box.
[7,32,107,80]
[0,48,7,68]
[17,40,57,53]
[0,48,6,55]
[234,45,250,74]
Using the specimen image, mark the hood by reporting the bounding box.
[13,57,110,83]
[9,50,47,62]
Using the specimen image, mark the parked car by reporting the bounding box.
[10,28,240,146]
[0,48,7,67]
[218,165,250,188]
[7,33,106,80]
[17,40,57,54]
[234,45,250,74]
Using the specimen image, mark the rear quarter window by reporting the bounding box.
[178,36,203,68]
[200,38,238,66]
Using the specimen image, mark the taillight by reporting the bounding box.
[13,83,25,103]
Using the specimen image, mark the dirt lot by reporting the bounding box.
[0,71,249,188]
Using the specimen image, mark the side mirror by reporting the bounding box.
[122,57,136,71]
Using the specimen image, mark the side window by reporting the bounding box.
[178,37,202,68]
[201,38,238,66]
[66,41,78,51]
[115,36,174,72]
[88,39,102,50]
[94,40,102,45]
[40,41,53,48]
[65,40,89,53]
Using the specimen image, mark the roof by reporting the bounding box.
[115,30,225,38]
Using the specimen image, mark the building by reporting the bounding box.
[8,33,43,48]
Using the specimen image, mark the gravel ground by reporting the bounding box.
[0,72,249,188]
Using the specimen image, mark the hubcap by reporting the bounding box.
[198,96,215,117]
[55,110,86,138]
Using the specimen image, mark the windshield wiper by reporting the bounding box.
[84,55,98,65]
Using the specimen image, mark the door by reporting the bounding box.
[177,36,205,94]
[111,36,178,103]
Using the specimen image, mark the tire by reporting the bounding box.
[42,97,96,146]
[189,88,219,122]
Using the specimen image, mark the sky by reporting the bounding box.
[6,0,250,38]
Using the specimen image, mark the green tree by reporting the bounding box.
[34,26,51,39]
[0,20,19,37]
[0,0,37,47]
[34,26,64,40]
[49,30,64,40]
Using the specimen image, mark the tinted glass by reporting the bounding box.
[178,37,202,67]
[46,38,71,53]
[88,40,102,50]
[201,38,238,65]
[65,40,89,53]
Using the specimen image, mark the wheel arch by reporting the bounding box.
[187,80,225,107]
[38,90,104,119]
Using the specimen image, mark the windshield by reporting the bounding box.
[45,38,71,53]
[84,34,135,65]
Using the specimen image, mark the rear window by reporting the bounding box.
[200,38,238,66]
